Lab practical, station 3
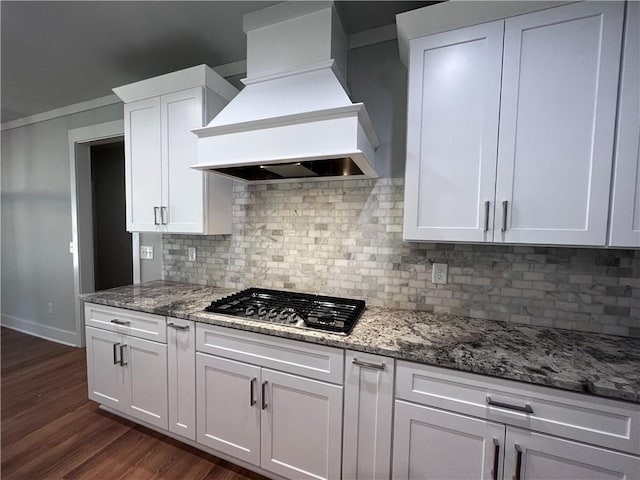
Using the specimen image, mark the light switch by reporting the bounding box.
[188,247,196,261]
[140,246,154,260]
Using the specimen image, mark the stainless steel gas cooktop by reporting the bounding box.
[204,288,365,335]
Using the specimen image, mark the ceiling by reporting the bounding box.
[1,1,434,124]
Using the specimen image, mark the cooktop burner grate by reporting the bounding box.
[204,288,365,335]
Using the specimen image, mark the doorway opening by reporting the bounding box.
[90,141,132,290]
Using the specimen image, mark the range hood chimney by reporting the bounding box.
[192,1,379,182]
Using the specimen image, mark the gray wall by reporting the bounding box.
[1,103,123,344]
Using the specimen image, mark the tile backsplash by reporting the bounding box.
[163,178,639,338]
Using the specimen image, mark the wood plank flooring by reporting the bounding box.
[1,327,269,480]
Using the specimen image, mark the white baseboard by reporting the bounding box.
[1,314,79,347]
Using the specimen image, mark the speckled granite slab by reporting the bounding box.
[81,281,640,403]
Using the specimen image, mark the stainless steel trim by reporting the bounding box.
[113,342,120,365]
[119,344,127,366]
[484,201,490,231]
[154,207,160,225]
[110,319,131,326]
[492,437,500,480]
[514,444,523,480]
[250,377,257,407]
[353,358,385,371]
[167,323,189,331]
[487,396,534,414]
[261,381,268,410]
[501,200,508,232]
[160,206,167,225]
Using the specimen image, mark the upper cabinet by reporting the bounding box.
[609,1,640,248]
[114,65,238,234]
[400,1,629,247]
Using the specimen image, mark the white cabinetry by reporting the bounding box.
[167,318,196,440]
[392,361,640,480]
[85,323,168,429]
[403,1,624,246]
[342,351,394,480]
[115,65,237,234]
[195,323,344,480]
[609,1,640,248]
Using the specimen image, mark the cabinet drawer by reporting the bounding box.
[196,323,344,384]
[396,361,639,455]
[84,303,166,343]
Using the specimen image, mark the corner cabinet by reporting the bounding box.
[403,1,626,246]
[115,65,238,234]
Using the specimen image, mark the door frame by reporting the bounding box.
[69,120,140,347]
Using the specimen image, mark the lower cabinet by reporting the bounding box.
[167,318,196,440]
[342,351,394,480]
[392,361,640,480]
[195,323,345,480]
[85,325,168,429]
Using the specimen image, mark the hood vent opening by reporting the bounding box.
[211,157,361,182]
[192,1,379,183]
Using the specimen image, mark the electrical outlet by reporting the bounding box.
[140,246,154,260]
[48,302,54,314]
[188,247,196,261]
[432,263,448,285]
[69,242,74,254]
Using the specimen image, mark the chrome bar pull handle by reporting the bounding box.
[119,344,127,366]
[261,381,268,410]
[110,319,131,326]
[501,200,508,232]
[167,322,189,331]
[514,444,523,480]
[483,201,490,232]
[250,377,257,407]
[113,342,120,365]
[353,358,385,371]
[492,438,500,480]
[487,396,534,414]
[154,207,160,225]
[160,206,167,225]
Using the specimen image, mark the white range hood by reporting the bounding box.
[192,1,379,182]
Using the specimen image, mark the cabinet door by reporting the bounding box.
[261,369,343,480]
[196,353,261,466]
[124,96,162,232]
[495,2,624,245]
[504,428,640,480]
[167,319,195,440]
[609,1,640,248]
[403,21,503,242]
[343,352,394,480]
[85,326,125,411]
[121,335,168,429]
[392,400,505,480]
[161,87,206,234]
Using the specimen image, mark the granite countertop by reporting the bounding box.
[81,280,640,403]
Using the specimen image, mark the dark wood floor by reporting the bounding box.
[1,327,269,480]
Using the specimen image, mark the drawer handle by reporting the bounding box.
[250,377,257,407]
[514,444,523,480]
[112,342,120,365]
[352,358,385,371]
[110,319,131,326]
[486,396,533,414]
[492,438,500,480]
[167,322,189,331]
[119,344,127,366]
[261,381,268,410]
